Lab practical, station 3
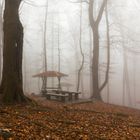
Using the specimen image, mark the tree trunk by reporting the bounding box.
[57,14,62,90]
[51,14,54,87]
[89,29,93,97]
[121,29,131,106]
[42,0,48,92]
[0,2,3,82]
[133,55,136,107]
[77,0,84,92]
[91,27,102,100]
[0,0,28,103]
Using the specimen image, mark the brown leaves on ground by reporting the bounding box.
[0,96,140,140]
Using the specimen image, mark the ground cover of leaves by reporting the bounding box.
[0,96,140,140]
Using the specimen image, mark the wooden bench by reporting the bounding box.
[53,90,81,101]
[46,93,68,102]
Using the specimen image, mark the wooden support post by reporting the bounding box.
[75,94,79,100]
[46,94,50,99]
[69,94,73,101]
[61,96,65,102]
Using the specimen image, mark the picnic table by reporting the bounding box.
[45,90,81,102]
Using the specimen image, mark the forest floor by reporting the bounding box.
[0,95,140,140]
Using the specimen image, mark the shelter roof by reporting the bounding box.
[32,71,68,78]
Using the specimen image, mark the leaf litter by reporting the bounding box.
[0,96,140,140]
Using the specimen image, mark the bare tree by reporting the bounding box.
[70,0,108,100]
[89,0,107,100]
[57,13,61,89]
[77,0,84,92]
[89,28,93,96]
[51,14,54,87]
[42,0,49,93]
[133,54,136,107]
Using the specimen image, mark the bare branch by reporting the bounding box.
[89,0,95,27]
[95,0,107,25]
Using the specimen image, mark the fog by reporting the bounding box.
[1,0,140,109]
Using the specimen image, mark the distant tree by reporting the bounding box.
[122,32,131,106]
[0,0,29,103]
[133,53,136,107]
[89,29,93,96]
[42,0,49,93]
[66,9,84,92]
[77,0,84,92]
[103,1,110,102]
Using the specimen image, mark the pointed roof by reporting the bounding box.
[32,71,68,78]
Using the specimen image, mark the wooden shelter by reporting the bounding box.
[33,71,68,93]
[33,71,81,102]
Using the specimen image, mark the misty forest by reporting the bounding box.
[0,0,140,139]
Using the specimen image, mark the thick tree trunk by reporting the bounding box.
[0,0,28,103]
[91,27,102,100]
[0,2,3,82]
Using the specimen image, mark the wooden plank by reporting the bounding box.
[58,90,81,94]
[46,87,59,89]
[46,93,68,102]
[46,93,68,97]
